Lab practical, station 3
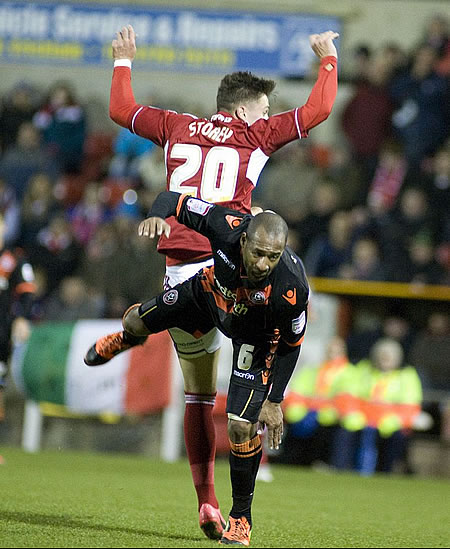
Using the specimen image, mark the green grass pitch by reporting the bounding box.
[0,446,448,548]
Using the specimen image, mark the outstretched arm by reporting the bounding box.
[138,191,180,239]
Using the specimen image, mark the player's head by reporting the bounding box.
[216,71,276,125]
[240,211,288,285]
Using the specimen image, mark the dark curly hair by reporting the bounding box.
[216,71,276,113]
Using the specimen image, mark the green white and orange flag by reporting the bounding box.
[11,320,174,416]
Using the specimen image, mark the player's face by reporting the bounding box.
[240,229,285,286]
[239,95,270,125]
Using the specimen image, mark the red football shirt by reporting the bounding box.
[110,56,337,264]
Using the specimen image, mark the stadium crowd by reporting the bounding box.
[0,14,448,469]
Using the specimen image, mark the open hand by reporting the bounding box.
[138,217,171,239]
[112,24,137,61]
[258,399,284,450]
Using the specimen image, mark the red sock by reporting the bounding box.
[184,393,219,511]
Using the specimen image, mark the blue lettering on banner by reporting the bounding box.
[0,1,340,75]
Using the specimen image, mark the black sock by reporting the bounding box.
[229,434,262,525]
[122,331,148,346]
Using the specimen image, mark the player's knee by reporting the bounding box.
[227,418,255,443]
[122,304,148,336]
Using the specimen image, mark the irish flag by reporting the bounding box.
[11,320,174,415]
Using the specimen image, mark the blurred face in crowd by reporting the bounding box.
[60,277,87,306]
[383,316,409,340]
[329,211,352,249]
[50,84,73,109]
[367,55,392,86]
[411,45,437,79]
[371,339,404,372]
[17,122,40,149]
[325,336,347,360]
[311,183,339,215]
[28,173,52,200]
[12,87,34,111]
[433,148,450,177]
[352,238,379,271]
[409,239,434,265]
[428,312,449,336]
[400,188,428,220]
[425,15,448,46]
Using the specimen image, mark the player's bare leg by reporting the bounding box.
[179,350,226,540]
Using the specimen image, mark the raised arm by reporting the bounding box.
[299,30,339,132]
[109,25,140,128]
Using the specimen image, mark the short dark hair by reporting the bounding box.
[246,211,288,246]
[216,71,276,113]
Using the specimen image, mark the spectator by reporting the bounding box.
[331,338,423,475]
[291,180,341,257]
[339,237,385,281]
[136,147,167,199]
[78,216,164,319]
[67,181,112,246]
[0,177,20,247]
[304,210,353,278]
[346,44,372,84]
[420,14,450,76]
[0,122,59,200]
[19,173,61,251]
[256,141,320,224]
[108,126,156,181]
[414,145,450,242]
[78,222,118,304]
[33,81,87,174]
[403,234,447,285]
[341,54,395,202]
[379,42,408,81]
[0,81,39,153]
[29,213,82,296]
[109,214,164,314]
[390,44,450,169]
[382,187,438,281]
[366,139,408,214]
[347,314,415,364]
[409,312,450,392]
[43,276,104,321]
[282,336,353,466]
